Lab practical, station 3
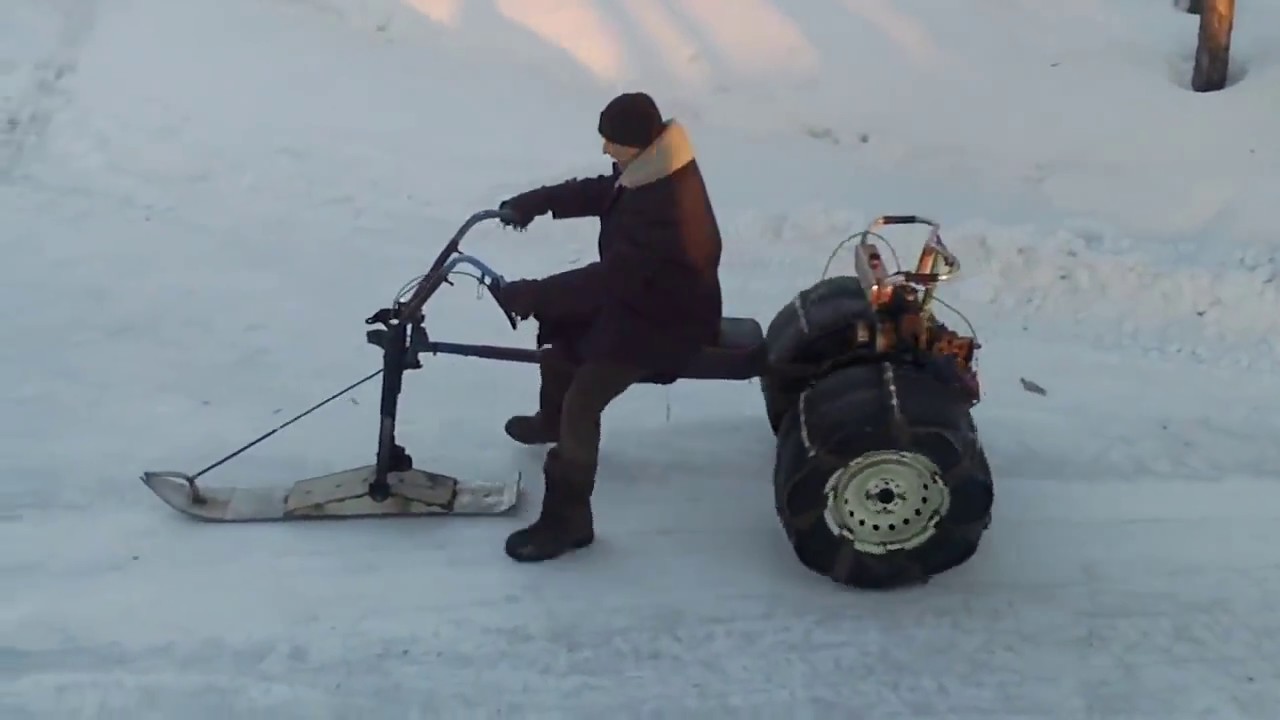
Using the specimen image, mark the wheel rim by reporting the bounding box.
[822,450,949,554]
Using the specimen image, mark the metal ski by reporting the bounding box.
[141,467,519,522]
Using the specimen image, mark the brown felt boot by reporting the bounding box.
[503,413,560,445]
[504,345,576,446]
[504,448,595,562]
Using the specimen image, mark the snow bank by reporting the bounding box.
[7,0,1280,383]
[211,0,1280,372]
[298,1,1280,238]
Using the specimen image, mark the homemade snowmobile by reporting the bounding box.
[142,209,993,589]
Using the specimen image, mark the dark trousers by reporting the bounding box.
[539,344,647,473]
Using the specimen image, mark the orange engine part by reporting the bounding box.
[867,284,981,403]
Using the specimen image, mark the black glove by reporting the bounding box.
[498,188,549,231]
[495,279,542,320]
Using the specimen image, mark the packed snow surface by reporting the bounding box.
[3,0,1280,717]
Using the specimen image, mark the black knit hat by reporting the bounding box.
[598,92,665,149]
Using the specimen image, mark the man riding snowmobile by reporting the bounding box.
[495,91,724,563]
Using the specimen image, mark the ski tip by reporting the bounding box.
[507,470,523,508]
[141,470,184,490]
[504,470,523,508]
[141,470,194,491]
[140,470,210,509]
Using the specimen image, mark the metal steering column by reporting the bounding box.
[363,208,518,501]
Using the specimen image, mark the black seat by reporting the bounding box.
[715,316,767,351]
[643,316,766,383]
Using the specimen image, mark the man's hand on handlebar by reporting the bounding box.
[494,279,540,320]
[497,201,534,231]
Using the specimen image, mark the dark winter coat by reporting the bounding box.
[508,120,723,377]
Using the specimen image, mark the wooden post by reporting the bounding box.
[1191,0,1235,92]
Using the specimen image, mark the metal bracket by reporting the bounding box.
[284,468,458,517]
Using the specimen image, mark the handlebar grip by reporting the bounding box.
[879,215,921,225]
[496,206,520,224]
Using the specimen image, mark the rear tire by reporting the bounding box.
[759,373,796,435]
[761,276,874,433]
[771,362,992,589]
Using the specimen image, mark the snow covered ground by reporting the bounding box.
[4,0,1280,717]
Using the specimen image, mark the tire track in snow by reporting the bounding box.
[0,0,95,180]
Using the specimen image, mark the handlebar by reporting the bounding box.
[872,215,934,227]
[866,213,961,282]
[368,208,522,331]
[423,208,517,280]
[409,208,517,315]
[438,253,506,286]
